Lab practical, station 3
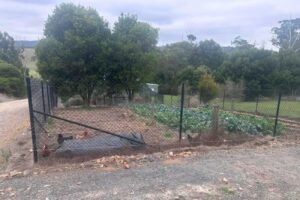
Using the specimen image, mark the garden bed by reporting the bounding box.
[130,104,285,136]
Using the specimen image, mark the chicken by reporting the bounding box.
[41,144,50,157]
[57,134,73,144]
[76,131,91,139]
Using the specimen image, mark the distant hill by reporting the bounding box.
[15,40,38,48]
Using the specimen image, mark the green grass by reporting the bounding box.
[163,95,180,106]
[217,100,300,119]
[219,187,235,195]
[22,48,40,78]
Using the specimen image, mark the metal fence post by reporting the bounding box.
[41,81,47,122]
[46,84,51,114]
[179,83,185,143]
[255,96,259,114]
[273,90,282,136]
[26,77,38,163]
[222,88,226,109]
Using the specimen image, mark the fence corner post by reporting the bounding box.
[273,90,282,136]
[26,77,38,163]
[211,105,219,135]
[179,83,185,143]
[41,81,46,122]
[46,84,51,114]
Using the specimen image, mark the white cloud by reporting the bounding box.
[0,0,299,48]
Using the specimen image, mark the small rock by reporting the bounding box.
[123,163,130,169]
[9,192,15,197]
[5,187,13,192]
[222,177,229,184]
[122,113,128,118]
[169,152,174,157]
[9,170,22,177]
[0,174,9,179]
[23,169,31,176]
[43,185,51,187]
[99,164,105,168]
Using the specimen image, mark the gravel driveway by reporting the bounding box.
[0,99,29,150]
[1,145,300,199]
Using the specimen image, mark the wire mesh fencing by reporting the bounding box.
[26,77,57,162]
[26,77,300,163]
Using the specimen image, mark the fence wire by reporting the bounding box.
[26,78,300,163]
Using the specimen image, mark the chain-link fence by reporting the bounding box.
[213,86,300,137]
[26,77,57,162]
[26,77,299,163]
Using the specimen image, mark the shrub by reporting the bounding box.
[64,96,84,107]
[199,74,217,103]
[0,60,25,97]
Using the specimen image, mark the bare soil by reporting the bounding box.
[1,101,300,179]
[1,145,300,199]
[0,99,32,172]
[42,106,179,149]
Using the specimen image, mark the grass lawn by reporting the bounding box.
[22,48,40,78]
[163,95,180,106]
[220,100,300,119]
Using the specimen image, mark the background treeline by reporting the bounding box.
[0,32,25,97]
[35,4,300,104]
[1,3,300,103]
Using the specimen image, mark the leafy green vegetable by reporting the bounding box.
[131,104,285,135]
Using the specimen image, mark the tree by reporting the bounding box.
[0,60,24,97]
[272,18,300,93]
[231,36,255,50]
[177,65,208,94]
[36,3,110,105]
[272,18,300,52]
[199,73,218,103]
[0,31,23,68]
[106,14,158,101]
[154,41,194,94]
[191,39,224,71]
[273,50,300,92]
[222,45,279,100]
[187,34,196,43]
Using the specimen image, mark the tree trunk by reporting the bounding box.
[81,91,92,107]
[127,89,134,102]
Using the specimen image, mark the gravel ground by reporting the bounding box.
[0,99,29,149]
[1,145,300,200]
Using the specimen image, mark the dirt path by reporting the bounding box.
[0,99,29,150]
[0,145,300,199]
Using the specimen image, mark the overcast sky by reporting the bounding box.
[0,0,300,49]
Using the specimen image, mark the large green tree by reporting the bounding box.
[106,14,158,100]
[177,65,208,94]
[191,39,224,71]
[222,39,279,100]
[272,18,300,52]
[154,41,194,94]
[36,3,110,105]
[272,19,300,93]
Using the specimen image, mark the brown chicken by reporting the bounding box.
[41,144,50,157]
[76,131,91,139]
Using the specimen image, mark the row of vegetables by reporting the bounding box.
[130,104,285,135]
